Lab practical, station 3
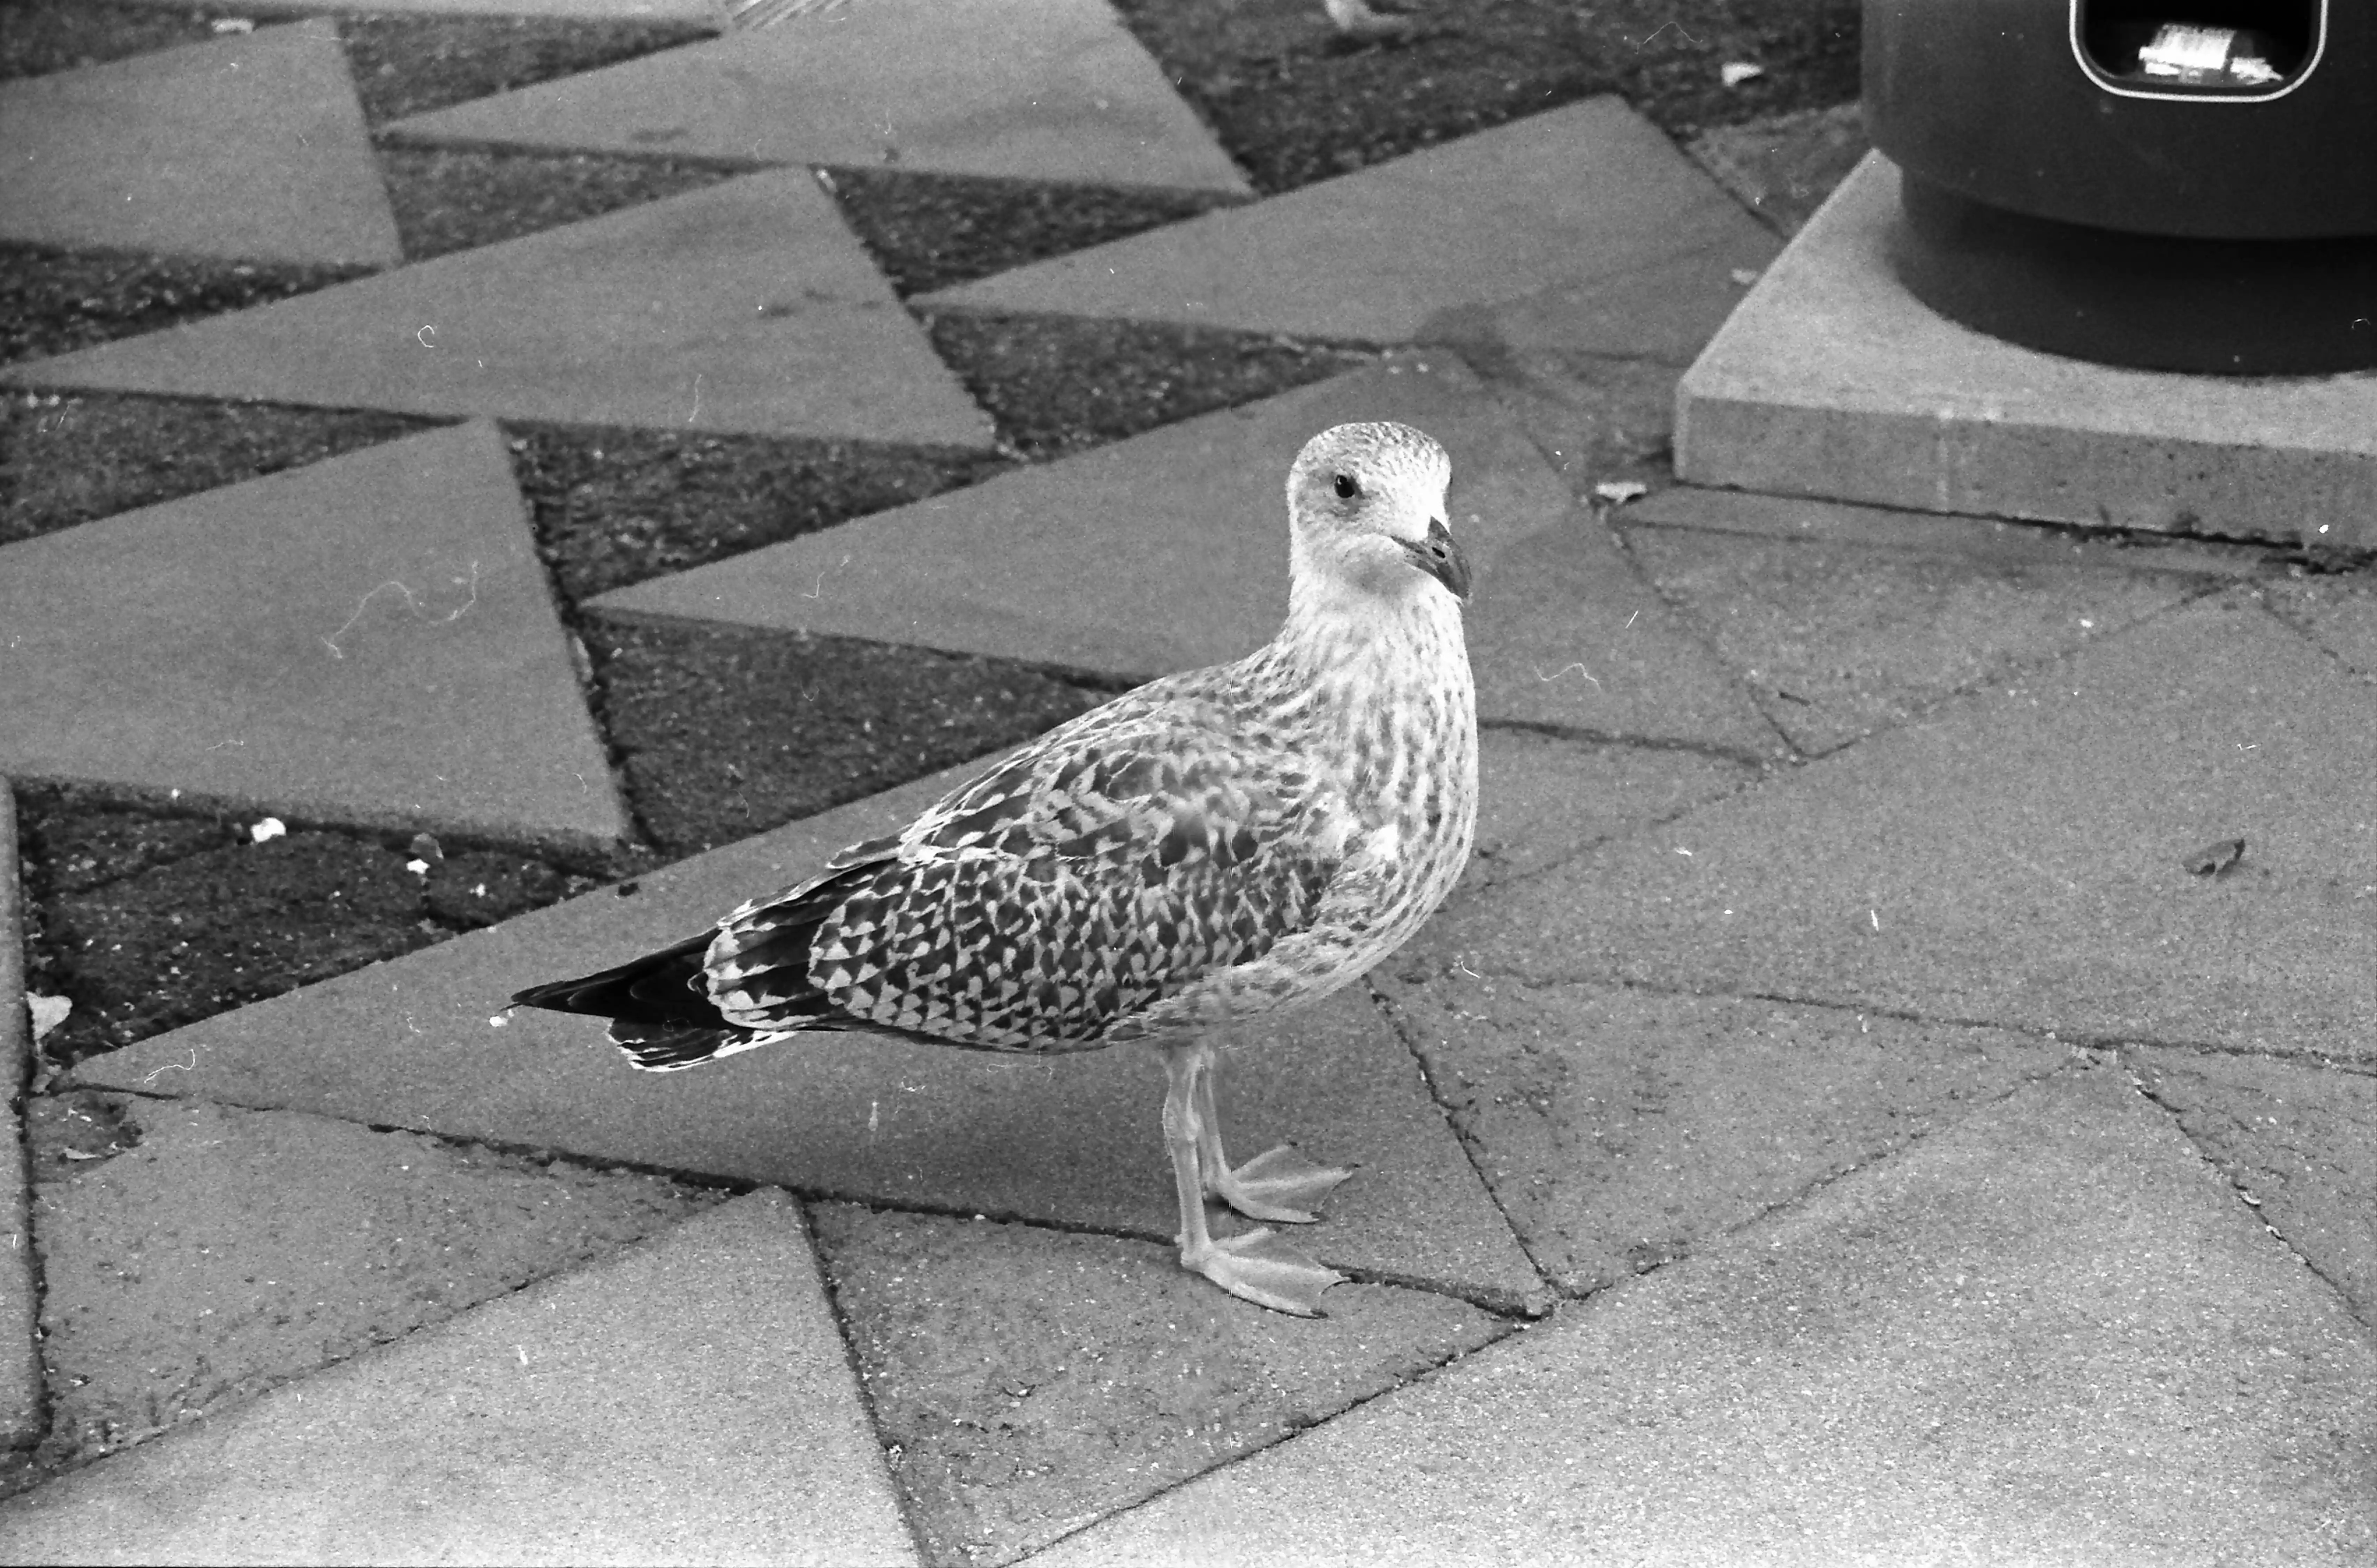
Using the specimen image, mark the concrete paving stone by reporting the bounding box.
[1414,231,1780,371]
[1676,153,2377,550]
[0,794,41,1450]
[2129,1046,2377,1329]
[2263,576,2377,680]
[1029,1068,2377,1567]
[0,1191,918,1567]
[595,353,1780,754]
[1455,729,1756,906]
[1685,101,1871,238]
[384,0,1250,194]
[918,96,1775,345]
[232,0,722,15]
[1455,347,1681,506]
[1624,499,2212,755]
[0,20,401,267]
[30,1097,719,1466]
[1,170,995,448]
[0,420,629,850]
[809,1203,1504,1565]
[1626,482,2278,578]
[68,762,1549,1312]
[1373,968,2067,1295]
[1401,590,2377,1066]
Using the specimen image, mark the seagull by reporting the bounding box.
[511,422,1477,1315]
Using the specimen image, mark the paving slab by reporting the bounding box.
[810,1203,1503,1564]
[1,170,995,448]
[1685,101,1871,238]
[0,795,41,1451]
[1375,968,2066,1295]
[1452,347,1682,508]
[1029,1068,2377,1566]
[1404,590,2377,1065]
[0,421,629,850]
[31,1097,718,1466]
[68,762,1549,1313]
[918,96,1774,345]
[2263,576,2377,679]
[1676,153,2377,549]
[2129,1047,2377,1329]
[594,354,1780,754]
[1413,232,1779,371]
[227,0,720,15]
[0,20,401,267]
[1456,729,1756,906]
[0,1191,917,1567]
[1623,488,2214,754]
[384,0,1249,194]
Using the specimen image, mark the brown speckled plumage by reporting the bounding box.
[515,420,1476,1314]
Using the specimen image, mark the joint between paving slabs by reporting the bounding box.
[1368,968,2097,1301]
[1362,976,1563,1307]
[1016,1307,1531,1566]
[793,1191,944,1568]
[2115,1055,2372,1330]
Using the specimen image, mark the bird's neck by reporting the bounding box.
[1259,576,1473,735]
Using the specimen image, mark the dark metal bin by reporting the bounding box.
[1864,1,2376,372]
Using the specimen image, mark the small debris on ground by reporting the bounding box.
[2182,837,2246,877]
[27,994,71,1042]
[1594,481,1649,505]
[1721,61,1766,86]
[248,817,286,844]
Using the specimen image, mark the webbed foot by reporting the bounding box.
[1182,1227,1345,1317]
[1208,1144,1357,1224]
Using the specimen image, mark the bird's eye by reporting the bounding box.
[1332,473,1360,500]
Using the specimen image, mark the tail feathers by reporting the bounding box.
[607,1018,738,1072]
[512,932,749,1073]
[511,932,719,1024]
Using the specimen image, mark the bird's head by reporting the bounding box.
[1285,421,1469,609]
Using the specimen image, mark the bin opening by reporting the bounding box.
[2075,0,2318,93]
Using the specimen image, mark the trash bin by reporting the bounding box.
[1864,0,2377,373]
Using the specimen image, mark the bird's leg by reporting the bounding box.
[1191,1038,1357,1225]
[1163,1041,1343,1317]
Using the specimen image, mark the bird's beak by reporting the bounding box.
[1401,517,1472,602]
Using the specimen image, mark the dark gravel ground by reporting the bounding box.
[7,0,1861,1107]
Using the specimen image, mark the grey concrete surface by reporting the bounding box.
[32,1097,718,1466]
[1414,235,1780,370]
[1685,101,1871,238]
[1676,154,2377,550]
[1624,497,2211,754]
[1028,1068,2377,1566]
[918,97,1774,345]
[0,421,630,850]
[0,793,42,1450]
[1456,728,1756,903]
[385,0,1251,194]
[68,762,1549,1311]
[1409,591,2377,1065]
[0,21,401,266]
[2128,1047,2377,1329]
[595,354,1781,754]
[0,1192,918,1567]
[1,171,996,448]
[2263,576,2377,678]
[1375,968,2068,1294]
[811,1203,1504,1564]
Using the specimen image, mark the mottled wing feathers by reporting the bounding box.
[704,694,1349,1053]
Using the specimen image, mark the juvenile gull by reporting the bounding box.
[512,421,1476,1314]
